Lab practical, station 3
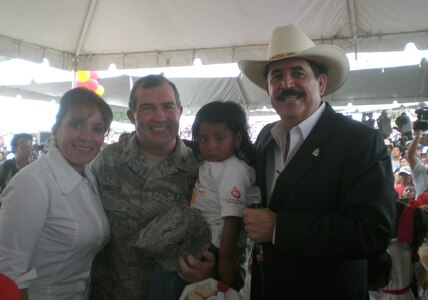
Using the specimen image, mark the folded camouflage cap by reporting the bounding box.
[133,203,211,272]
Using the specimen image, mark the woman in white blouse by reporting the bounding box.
[0,88,113,300]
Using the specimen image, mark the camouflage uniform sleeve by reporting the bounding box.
[89,149,115,299]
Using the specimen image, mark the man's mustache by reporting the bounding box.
[276,88,305,101]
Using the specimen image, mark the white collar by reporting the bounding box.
[46,147,97,194]
[271,101,326,146]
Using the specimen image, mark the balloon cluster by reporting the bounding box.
[75,71,105,96]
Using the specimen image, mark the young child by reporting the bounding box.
[400,184,416,203]
[370,199,428,300]
[190,100,256,290]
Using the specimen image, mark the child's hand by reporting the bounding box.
[219,257,235,284]
[178,251,216,283]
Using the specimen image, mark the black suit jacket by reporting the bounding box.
[251,103,395,300]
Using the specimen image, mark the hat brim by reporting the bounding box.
[399,172,412,176]
[238,44,349,96]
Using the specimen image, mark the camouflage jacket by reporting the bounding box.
[89,135,199,299]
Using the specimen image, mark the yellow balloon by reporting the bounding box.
[76,70,90,82]
[95,85,105,96]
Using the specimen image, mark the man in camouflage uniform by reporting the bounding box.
[90,75,215,299]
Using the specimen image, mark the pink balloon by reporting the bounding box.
[86,79,99,91]
[75,80,86,88]
[90,71,98,80]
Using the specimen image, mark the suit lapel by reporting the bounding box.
[269,104,339,212]
[255,122,276,207]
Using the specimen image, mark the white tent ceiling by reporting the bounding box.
[1,0,428,70]
[1,0,428,115]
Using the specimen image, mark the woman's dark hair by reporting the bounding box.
[54,88,113,134]
[191,101,254,165]
[395,200,427,252]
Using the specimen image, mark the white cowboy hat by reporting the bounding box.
[238,24,350,96]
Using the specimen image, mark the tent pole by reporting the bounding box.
[75,0,98,57]
[347,0,358,60]
[418,59,427,100]
[71,56,78,88]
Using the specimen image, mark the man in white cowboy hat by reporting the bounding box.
[240,24,395,299]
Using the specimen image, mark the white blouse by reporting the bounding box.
[0,147,110,300]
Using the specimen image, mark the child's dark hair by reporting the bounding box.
[192,101,254,165]
[395,200,428,252]
[367,251,392,291]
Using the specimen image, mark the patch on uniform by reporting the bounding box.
[231,186,241,199]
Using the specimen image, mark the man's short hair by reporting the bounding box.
[11,133,33,153]
[128,74,181,111]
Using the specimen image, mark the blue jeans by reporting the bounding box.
[147,264,186,300]
[148,244,244,299]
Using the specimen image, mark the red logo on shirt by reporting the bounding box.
[231,186,241,199]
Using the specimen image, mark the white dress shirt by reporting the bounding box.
[0,147,110,300]
[266,102,326,205]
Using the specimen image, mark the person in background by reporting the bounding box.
[0,133,33,192]
[0,88,113,299]
[238,24,395,299]
[362,112,375,128]
[408,130,428,197]
[421,150,428,166]
[385,139,394,154]
[89,74,215,299]
[396,112,413,142]
[391,146,402,173]
[377,110,392,139]
[401,184,416,203]
[370,200,428,300]
[403,145,412,161]
[401,157,410,167]
[395,166,414,198]
[394,156,410,187]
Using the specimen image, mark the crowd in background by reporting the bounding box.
[365,108,428,299]
[0,139,50,163]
